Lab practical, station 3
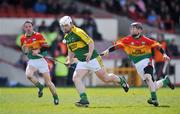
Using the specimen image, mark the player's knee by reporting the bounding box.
[72,75,80,82]
[144,65,154,81]
[45,81,52,87]
[26,73,33,80]
[144,74,152,81]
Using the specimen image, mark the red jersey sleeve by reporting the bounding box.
[36,33,45,41]
[115,38,126,49]
[145,37,161,48]
[36,33,48,48]
[20,35,26,47]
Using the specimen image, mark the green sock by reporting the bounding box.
[151,92,157,100]
[35,82,43,90]
[119,77,125,85]
[119,77,122,84]
[80,93,88,100]
[162,78,169,86]
[53,95,59,100]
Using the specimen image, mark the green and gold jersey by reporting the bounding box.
[64,26,99,62]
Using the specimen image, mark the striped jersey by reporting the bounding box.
[63,26,99,61]
[115,35,161,63]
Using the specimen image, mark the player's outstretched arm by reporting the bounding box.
[158,47,170,61]
[101,45,117,56]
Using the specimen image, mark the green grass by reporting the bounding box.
[0,87,180,114]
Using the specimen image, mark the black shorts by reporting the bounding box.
[144,65,154,81]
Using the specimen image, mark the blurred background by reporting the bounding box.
[0,0,179,87]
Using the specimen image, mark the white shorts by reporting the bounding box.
[76,56,104,72]
[26,58,49,73]
[134,58,153,80]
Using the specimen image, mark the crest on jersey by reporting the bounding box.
[142,42,145,45]
[131,42,134,45]
[32,38,36,42]
[62,39,67,44]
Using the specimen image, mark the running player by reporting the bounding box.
[101,22,175,106]
[21,20,59,105]
[59,16,129,107]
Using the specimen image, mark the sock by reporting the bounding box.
[35,82,44,90]
[162,78,169,86]
[118,77,124,84]
[155,80,163,90]
[151,92,157,100]
[53,94,59,100]
[80,93,88,100]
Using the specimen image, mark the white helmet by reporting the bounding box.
[59,16,72,26]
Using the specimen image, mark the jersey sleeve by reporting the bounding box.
[36,33,46,42]
[36,33,48,47]
[20,35,25,46]
[146,38,161,48]
[66,45,72,52]
[77,29,94,44]
[115,38,125,49]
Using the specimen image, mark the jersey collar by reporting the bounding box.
[25,31,35,38]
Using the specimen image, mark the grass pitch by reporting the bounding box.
[0,87,180,114]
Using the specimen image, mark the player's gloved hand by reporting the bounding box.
[163,54,170,61]
[101,50,109,56]
[32,49,40,56]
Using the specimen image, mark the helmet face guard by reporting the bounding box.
[130,22,143,39]
[130,22,143,30]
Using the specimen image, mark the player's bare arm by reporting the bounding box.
[85,42,94,62]
[66,51,75,65]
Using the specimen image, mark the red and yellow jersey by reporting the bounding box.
[115,35,161,63]
[20,32,48,59]
[21,32,46,49]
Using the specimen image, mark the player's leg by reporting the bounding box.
[143,65,158,106]
[155,62,164,80]
[39,58,59,105]
[95,68,129,92]
[155,76,175,90]
[42,72,59,105]
[73,69,89,107]
[92,56,129,92]
[155,61,175,90]
[25,64,44,97]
